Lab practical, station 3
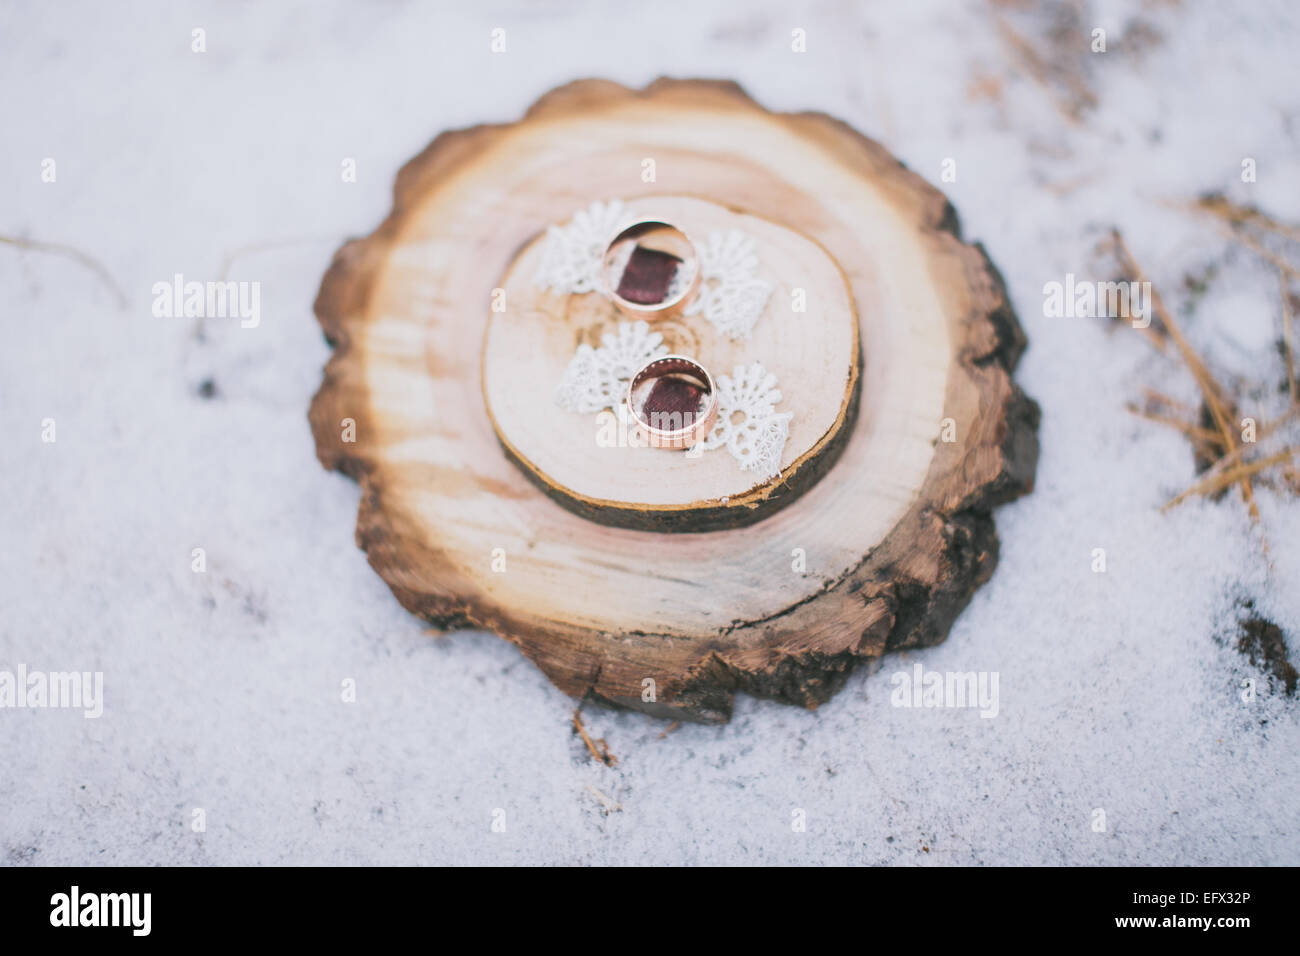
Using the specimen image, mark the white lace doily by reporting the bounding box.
[555,320,667,414]
[699,362,793,479]
[534,200,630,295]
[534,200,774,341]
[683,231,773,341]
[555,321,791,480]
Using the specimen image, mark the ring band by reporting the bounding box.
[626,354,718,449]
[601,219,701,320]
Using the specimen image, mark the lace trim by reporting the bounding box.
[699,362,793,479]
[534,200,630,295]
[555,320,667,415]
[555,321,790,479]
[534,200,774,341]
[683,231,773,341]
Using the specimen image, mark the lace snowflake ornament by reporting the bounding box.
[683,231,773,341]
[555,320,792,480]
[534,200,629,295]
[700,362,793,479]
[533,202,774,340]
[555,320,667,414]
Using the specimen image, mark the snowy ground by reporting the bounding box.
[2,0,1298,865]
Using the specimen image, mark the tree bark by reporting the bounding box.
[309,78,1040,723]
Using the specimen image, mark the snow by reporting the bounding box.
[1,0,1298,865]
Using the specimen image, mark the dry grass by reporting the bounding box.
[0,233,128,309]
[572,706,617,767]
[1109,200,1300,519]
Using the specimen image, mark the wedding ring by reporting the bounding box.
[601,220,701,320]
[626,354,718,450]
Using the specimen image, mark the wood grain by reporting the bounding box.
[485,194,860,530]
[309,78,1040,723]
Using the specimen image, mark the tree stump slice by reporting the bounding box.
[485,194,860,530]
[309,78,1040,723]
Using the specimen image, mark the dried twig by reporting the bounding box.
[1258,404,1300,440]
[1188,196,1300,408]
[1191,406,1300,484]
[1126,404,1222,447]
[1095,234,1169,352]
[1195,195,1300,244]
[992,13,1095,124]
[657,721,681,740]
[572,708,617,767]
[0,233,128,309]
[1221,227,1300,281]
[1163,448,1299,512]
[1140,387,1198,415]
[217,235,337,282]
[1112,230,1259,518]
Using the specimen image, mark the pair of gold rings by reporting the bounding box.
[600,220,716,450]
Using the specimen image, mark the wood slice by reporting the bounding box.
[309,78,1040,723]
[484,194,860,530]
